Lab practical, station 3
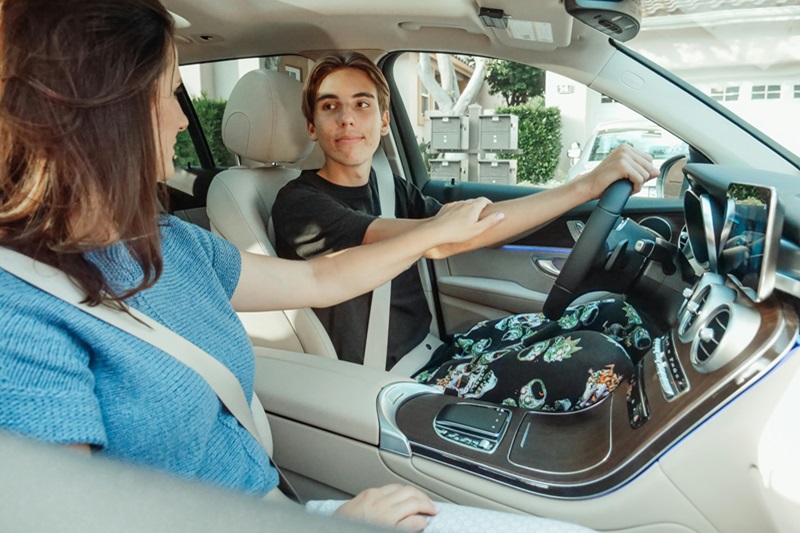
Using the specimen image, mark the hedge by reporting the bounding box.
[496,97,562,185]
[174,95,236,169]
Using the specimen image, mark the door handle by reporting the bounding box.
[534,259,561,277]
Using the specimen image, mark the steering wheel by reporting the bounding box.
[542,179,634,320]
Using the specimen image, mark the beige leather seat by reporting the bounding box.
[206,68,337,359]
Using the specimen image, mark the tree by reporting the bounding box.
[486,60,545,106]
[417,54,487,116]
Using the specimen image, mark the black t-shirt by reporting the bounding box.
[272,169,442,369]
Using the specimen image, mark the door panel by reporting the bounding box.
[422,180,685,333]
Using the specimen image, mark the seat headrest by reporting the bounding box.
[222,69,313,164]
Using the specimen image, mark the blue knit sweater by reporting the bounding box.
[0,216,279,495]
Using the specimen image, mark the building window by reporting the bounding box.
[600,95,615,104]
[794,84,800,99]
[752,84,781,100]
[418,83,431,125]
[710,86,739,102]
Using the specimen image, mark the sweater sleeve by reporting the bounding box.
[0,283,107,447]
[164,216,243,300]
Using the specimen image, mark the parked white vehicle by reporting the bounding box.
[566,119,689,197]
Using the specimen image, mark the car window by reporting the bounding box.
[587,128,686,162]
[391,52,691,199]
[177,56,312,169]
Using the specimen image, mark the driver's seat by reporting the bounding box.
[206,68,337,359]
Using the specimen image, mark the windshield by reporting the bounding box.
[625,0,800,157]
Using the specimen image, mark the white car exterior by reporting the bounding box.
[566,119,689,197]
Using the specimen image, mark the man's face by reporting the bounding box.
[307,67,389,174]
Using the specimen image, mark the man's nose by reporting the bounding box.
[338,108,355,126]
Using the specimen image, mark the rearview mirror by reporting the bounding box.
[565,0,642,42]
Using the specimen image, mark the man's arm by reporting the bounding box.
[363,144,658,258]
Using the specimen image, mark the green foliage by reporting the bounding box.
[418,138,432,173]
[174,95,236,168]
[486,60,545,106]
[496,97,562,185]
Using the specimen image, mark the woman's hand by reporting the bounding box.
[574,144,659,199]
[425,197,504,245]
[334,484,437,531]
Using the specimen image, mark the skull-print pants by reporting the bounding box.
[414,298,653,412]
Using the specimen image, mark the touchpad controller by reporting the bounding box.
[433,403,510,453]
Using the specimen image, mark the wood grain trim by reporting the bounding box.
[394,292,798,498]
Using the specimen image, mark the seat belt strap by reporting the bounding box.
[0,246,300,500]
[363,149,395,370]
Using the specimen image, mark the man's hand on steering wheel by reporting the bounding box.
[573,144,659,200]
[542,145,658,320]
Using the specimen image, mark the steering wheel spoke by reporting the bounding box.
[543,180,634,320]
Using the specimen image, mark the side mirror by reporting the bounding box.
[656,154,688,199]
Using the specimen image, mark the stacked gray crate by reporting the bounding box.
[429,116,469,151]
[478,114,518,184]
[429,159,463,181]
[478,159,517,185]
[479,114,518,152]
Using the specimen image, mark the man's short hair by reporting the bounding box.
[302,52,390,125]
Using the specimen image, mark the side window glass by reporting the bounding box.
[393,53,690,199]
[177,56,312,169]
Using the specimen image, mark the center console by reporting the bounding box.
[377,276,797,498]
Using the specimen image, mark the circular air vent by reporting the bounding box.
[691,300,760,374]
[677,278,735,345]
[694,308,729,363]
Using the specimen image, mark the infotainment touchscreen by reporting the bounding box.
[718,183,783,302]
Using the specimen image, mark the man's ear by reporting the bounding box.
[380,110,390,136]
[307,121,318,141]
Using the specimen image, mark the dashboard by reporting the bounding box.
[376,163,800,499]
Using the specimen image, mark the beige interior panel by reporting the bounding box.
[438,276,549,315]
[439,293,512,334]
[439,290,614,336]
[268,415,444,500]
[253,347,412,444]
[386,454,715,532]
[659,346,800,532]
[756,353,800,533]
[440,246,567,295]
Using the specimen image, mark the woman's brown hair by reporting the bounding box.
[302,51,391,125]
[0,0,175,307]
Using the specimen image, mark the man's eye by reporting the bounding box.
[322,103,335,111]
[357,101,370,108]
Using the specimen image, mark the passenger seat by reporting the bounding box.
[206,68,337,359]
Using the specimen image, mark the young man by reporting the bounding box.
[272,52,658,411]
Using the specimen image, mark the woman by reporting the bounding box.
[0,1,595,531]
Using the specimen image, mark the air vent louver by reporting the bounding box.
[695,309,730,363]
[682,286,710,334]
